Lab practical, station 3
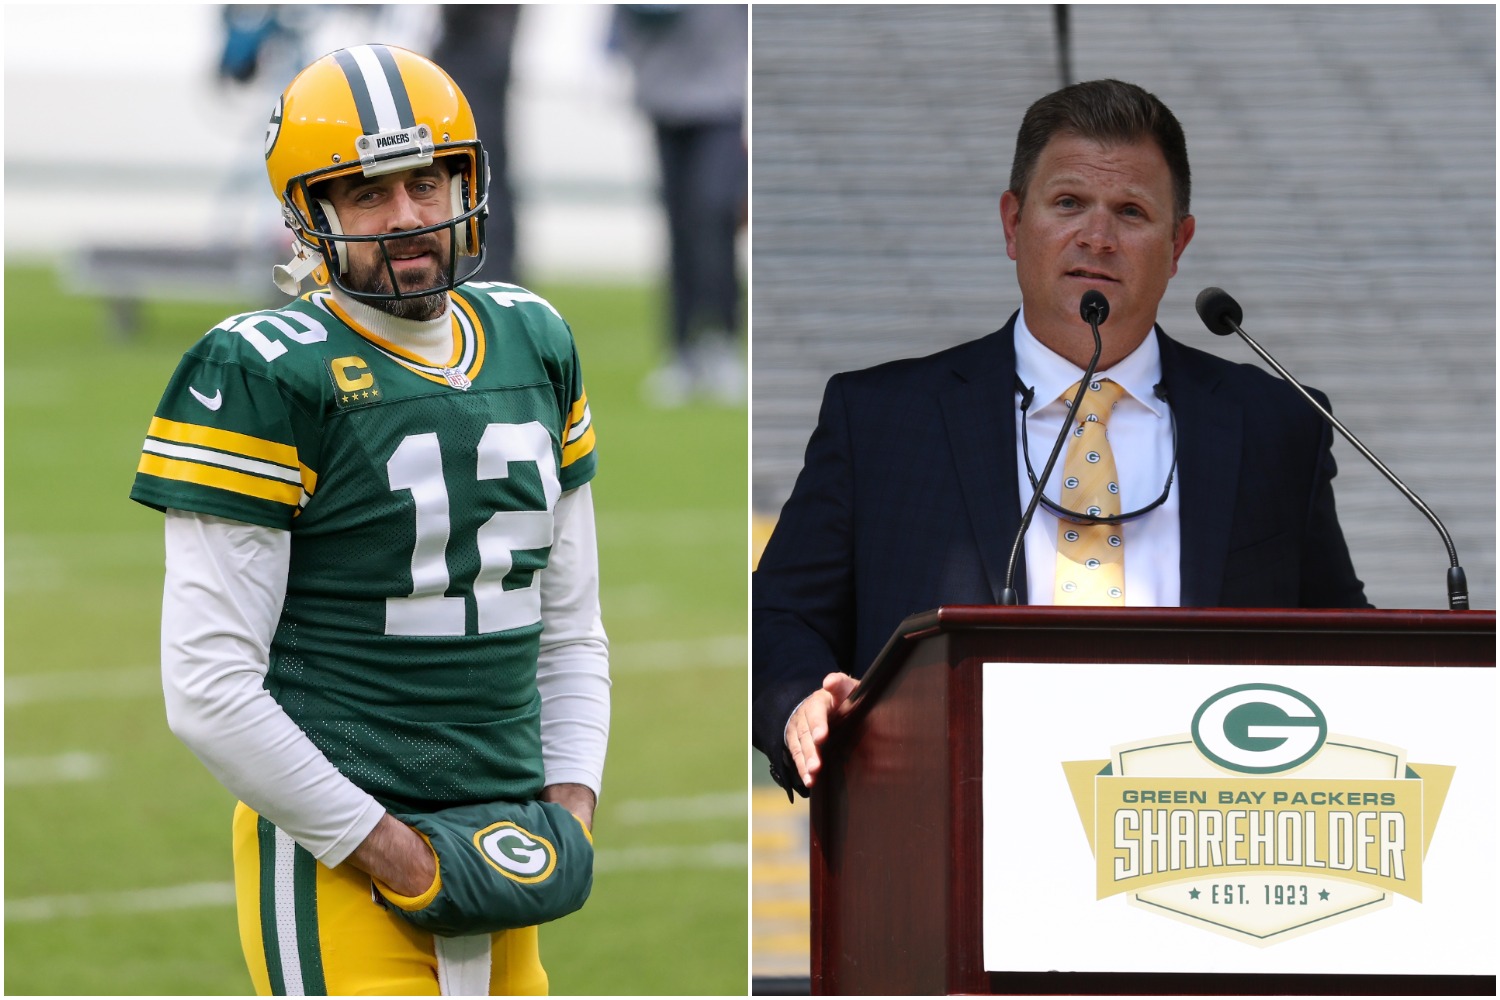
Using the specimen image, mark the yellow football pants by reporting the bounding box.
[232,803,548,996]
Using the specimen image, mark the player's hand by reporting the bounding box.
[541,782,597,832]
[347,813,438,897]
[784,672,858,789]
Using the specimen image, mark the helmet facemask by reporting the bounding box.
[283,146,488,314]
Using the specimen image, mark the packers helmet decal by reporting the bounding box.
[265,43,489,299]
[265,96,283,159]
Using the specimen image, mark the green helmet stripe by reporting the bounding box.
[332,47,380,135]
[371,44,417,128]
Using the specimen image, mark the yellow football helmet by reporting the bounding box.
[264,44,488,298]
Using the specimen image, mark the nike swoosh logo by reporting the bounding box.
[189,387,223,411]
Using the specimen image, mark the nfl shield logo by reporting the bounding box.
[443,369,472,390]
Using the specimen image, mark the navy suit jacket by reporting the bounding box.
[751,314,1369,794]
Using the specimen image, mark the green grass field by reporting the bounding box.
[3,263,749,995]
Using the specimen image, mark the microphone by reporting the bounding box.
[1194,287,1469,611]
[1080,289,1109,326]
[1001,291,1109,604]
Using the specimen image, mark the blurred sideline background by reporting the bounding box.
[750,5,1494,994]
[5,5,747,995]
[6,5,661,283]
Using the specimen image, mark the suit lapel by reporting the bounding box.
[1160,330,1240,607]
[939,318,1025,604]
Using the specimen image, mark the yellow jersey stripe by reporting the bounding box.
[143,439,300,484]
[561,387,594,466]
[565,405,592,446]
[561,424,596,468]
[452,291,487,374]
[137,454,303,507]
[148,417,298,469]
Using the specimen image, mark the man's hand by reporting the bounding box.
[784,672,858,789]
[346,813,437,897]
[542,782,597,832]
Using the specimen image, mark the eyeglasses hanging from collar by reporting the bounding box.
[1016,377,1179,526]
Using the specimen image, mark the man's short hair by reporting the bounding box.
[1009,79,1191,225]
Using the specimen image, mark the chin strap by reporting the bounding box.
[273,194,345,296]
[272,242,324,296]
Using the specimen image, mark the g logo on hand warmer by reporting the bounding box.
[388,801,593,935]
[474,822,557,883]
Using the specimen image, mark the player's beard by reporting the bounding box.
[344,232,453,322]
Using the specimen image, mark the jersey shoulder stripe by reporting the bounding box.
[148,416,298,468]
[562,391,595,471]
[135,416,314,516]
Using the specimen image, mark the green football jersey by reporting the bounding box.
[131,283,598,811]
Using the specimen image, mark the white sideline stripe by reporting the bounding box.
[6,841,746,923]
[6,669,158,706]
[4,633,747,707]
[614,791,746,824]
[597,509,740,545]
[5,881,235,922]
[612,634,745,672]
[594,841,746,872]
[6,752,107,785]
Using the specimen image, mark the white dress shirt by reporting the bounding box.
[1012,307,1182,607]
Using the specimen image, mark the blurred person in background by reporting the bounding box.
[613,4,748,407]
[132,43,608,995]
[433,5,523,284]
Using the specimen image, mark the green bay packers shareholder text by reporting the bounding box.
[1118,789,1398,806]
[1112,807,1406,880]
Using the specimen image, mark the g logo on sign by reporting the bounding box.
[1191,684,1327,774]
[473,822,557,883]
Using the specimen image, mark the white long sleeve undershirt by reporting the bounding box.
[160,484,610,867]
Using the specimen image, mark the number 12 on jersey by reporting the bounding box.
[385,421,560,637]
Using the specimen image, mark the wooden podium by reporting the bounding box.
[808,606,1495,996]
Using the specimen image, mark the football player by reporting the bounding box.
[131,45,609,996]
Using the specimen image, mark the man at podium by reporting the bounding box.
[752,79,1370,798]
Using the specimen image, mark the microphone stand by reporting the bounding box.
[1198,289,1469,611]
[1001,294,1107,605]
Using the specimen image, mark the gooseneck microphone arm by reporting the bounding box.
[1194,286,1469,611]
[1001,290,1109,605]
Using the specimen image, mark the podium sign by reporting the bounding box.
[809,607,1494,995]
[982,663,1495,976]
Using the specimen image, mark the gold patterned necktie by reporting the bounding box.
[1054,379,1127,605]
